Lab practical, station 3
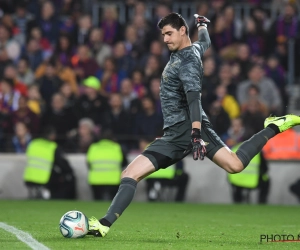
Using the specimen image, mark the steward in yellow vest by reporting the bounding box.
[24,138,57,185]
[228,143,269,204]
[145,160,189,202]
[87,137,127,200]
[23,126,75,199]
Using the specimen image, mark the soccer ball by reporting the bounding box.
[59,210,89,238]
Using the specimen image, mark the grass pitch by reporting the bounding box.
[0,201,300,250]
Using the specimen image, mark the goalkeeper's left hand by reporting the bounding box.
[194,14,210,28]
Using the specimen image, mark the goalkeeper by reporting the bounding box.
[88,13,300,237]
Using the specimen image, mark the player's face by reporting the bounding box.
[161,25,184,51]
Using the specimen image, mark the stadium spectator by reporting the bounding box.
[59,82,77,109]
[222,117,247,148]
[41,93,77,146]
[240,84,269,117]
[143,54,162,88]
[58,0,82,17]
[237,63,282,115]
[151,3,171,31]
[215,84,240,119]
[211,12,237,54]
[119,78,141,115]
[71,44,99,82]
[36,59,63,106]
[54,34,75,66]
[73,14,93,45]
[64,118,97,153]
[131,14,155,52]
[264,54,288,114]
[234,43,252,81]
[107,93,132,152]
[0,48,13,79]
[207,94,231,137]
[133,95,163,145]
[100,4,124,45]
[241,17,265,56]
[139,40,169,70]
[35,1,60,44]
[267,2,300,74]
[241,98,266,135]
[35,56,78,95]
[11,1,34,46]
[22,38,44,71]
[3,64,27,96]
[74,76,110,130]
[9,121,32,153]
[217,62,237,98]
[96,57,127,97]
[10,95,40,136]
[27,83,45,115]
[28,26,52,59]
[89,27,112,68]
[0,77,21,113]
[131,69,146,99]
[112,41,136,75]
[123,24,144,59]
[202,56,219,110]
[149,77,162,115]
[17,57,35,86]
[0,23,21,61]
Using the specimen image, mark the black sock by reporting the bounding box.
[100,218,111,227]
[101,177,137,226]
[267,124,280,135]
[236,127,275,168]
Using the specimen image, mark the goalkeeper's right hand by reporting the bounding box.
[194,14,210,28]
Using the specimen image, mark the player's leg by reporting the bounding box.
[211,114,300,173]
[100,119,193,220]
[89,154,155,237]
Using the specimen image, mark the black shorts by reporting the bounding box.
[142,111,226,170]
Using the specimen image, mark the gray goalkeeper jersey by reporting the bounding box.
[160,29,210,129]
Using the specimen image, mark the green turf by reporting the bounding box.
[0,201,300,250]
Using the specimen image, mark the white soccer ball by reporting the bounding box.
[59,210,89,238]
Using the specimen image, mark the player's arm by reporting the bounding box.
[187,91,202,131]
[179,59,206,161]
[185,91,206,161]
[194,14,211,55]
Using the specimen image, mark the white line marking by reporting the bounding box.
[0,222,50,250]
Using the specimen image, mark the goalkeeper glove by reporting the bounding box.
[194,14,210,28]
[185,128,207,160]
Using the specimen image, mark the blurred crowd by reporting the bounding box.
[0,0,299,154]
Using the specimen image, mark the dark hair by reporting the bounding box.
[46,56,57,67]
[19,56,29,64]
[248,63,262,72]
[16,1,27,9]
[248,84,260,93]
[157,12,189,35]
[0,78,14,87]
[41,126,56,139]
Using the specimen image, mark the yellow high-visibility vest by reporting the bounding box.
[24,138,57,184]
[228,144,260,188]
[146,164,175,179]
[87,139,123,185]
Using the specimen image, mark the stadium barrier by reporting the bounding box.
[0,154,299,205]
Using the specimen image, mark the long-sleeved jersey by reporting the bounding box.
[160,29,211,129]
